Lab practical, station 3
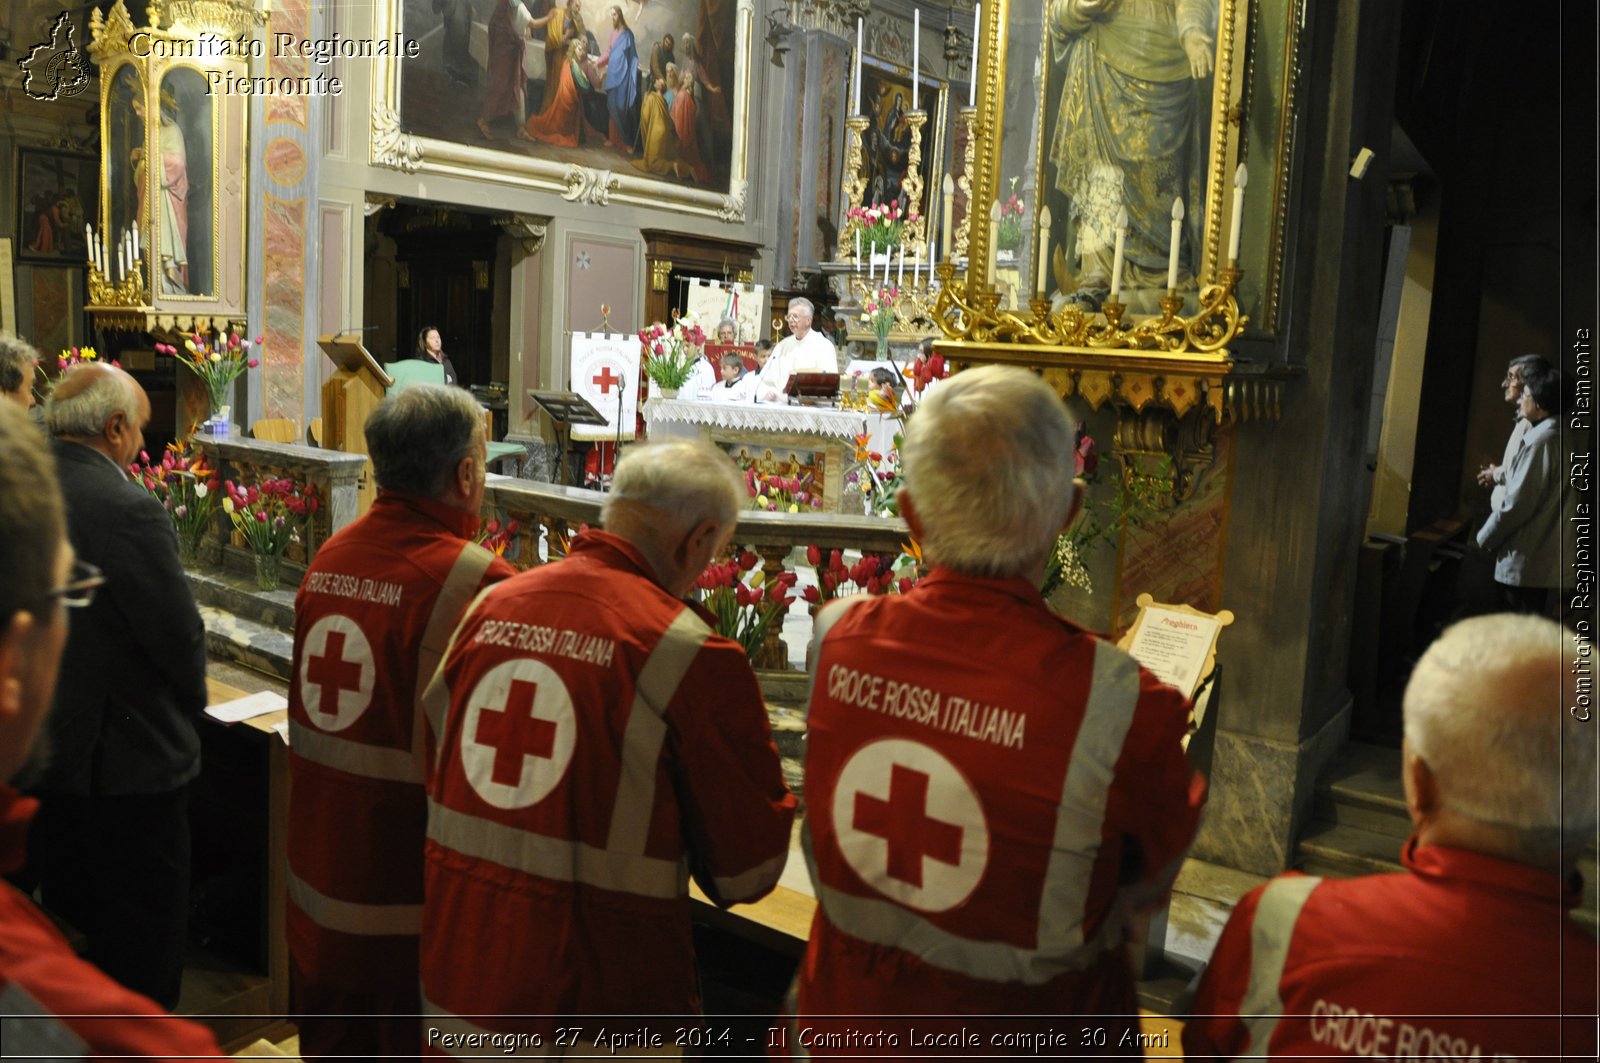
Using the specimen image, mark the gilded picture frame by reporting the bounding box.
[373,0,756,223]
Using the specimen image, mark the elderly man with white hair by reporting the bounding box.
[790,365,1204,1053]
[1185,613,1598,1061]
[29,362,208,1010]
[419,439,796,1049]
[756,296,838,402]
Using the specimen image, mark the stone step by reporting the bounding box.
[1313,741,1411,840]
[1294,820,1405,879]
[189,569,296,633]
[200,604,293,682]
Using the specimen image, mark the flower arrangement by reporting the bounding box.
[746,466,822,513]
[637,311,707,391]
[800,543,918,605]
[1040,425,1168,597]
[997,178,1026,251]
[847,199,918,254]
[696,550,799,658]
[129,443,221,565]
[222,474,320,590]
[157,330,260,424]
[57,346,120,373]
[860,284,900,354]
[846,430,906,518]
[475,517,521,558]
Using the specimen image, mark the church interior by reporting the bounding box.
[0,0,1593,1055]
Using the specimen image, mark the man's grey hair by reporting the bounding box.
[1404,613,1597,851]
[601,440,744,533]
[0,333,38,397]
[787,298,815,320]
[45,367,140,437]
[901,365,1077,579]
[365,384,484,498]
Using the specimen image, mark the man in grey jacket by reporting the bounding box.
[1477,359,1563,617]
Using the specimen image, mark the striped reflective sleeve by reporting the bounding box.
[421,582,500,780]
[1237,875,1321,1055]
[605,607,709,855]
[420,997,554,1058]
[414,545,500,760]
[710,849,787,902]
[428,800,687,899]
[285,866,424,936]
[290,720,423,783]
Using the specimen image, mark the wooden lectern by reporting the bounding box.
[318,333,392,515]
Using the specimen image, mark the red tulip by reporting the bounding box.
[737,550,758,572]
[803,585,821,604]
[897,577,913,594]
[805,543,822,567]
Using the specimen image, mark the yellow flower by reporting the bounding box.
[185,339,198,352]
[210,352,221,362]
[223,497,235,514]
[788,503,799,513]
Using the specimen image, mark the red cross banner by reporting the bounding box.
[570,332,638,442]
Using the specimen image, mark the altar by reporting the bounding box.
[642,398,889,514]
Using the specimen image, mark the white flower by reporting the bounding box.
[194,483,208,498]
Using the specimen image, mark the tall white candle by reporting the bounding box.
[942,174,955,261]
[1166,198,1184,291]
[926,233,934,286]
[912,246,922,288]
[853,19,863,114]
[1036,205,1052,296]
[119,241,128,282]
[83,223,93,262]
[855,228,861,268]
[898,242,906,288]
[1111,206,1129,301]
[131,220,140,257]
[988,199,1000,286]
[969,3,981,107]
[912,10,920,111]
[1228,161,1248,263]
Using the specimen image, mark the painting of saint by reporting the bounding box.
[1044,0,1216,309]
[400,0,743,194]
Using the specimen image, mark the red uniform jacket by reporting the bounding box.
[0,786,222,1060]
[420,530,796,1044]
[1184,840,1599,1061]
[792,569,1203,1054]
[287,493,514,1001]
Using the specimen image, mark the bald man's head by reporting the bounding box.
[45,363,149,467]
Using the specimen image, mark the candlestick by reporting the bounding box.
[969,3,980,108]
[898,242,905,288]
[1166,197,1184,291]
[942,174,954,262]
[1228,161,1248,263]
[988,199,1000,287]
[853,18,863,114]
[912,10,920,111]
[1111,206,1128,301]
[1036,205,1052,296]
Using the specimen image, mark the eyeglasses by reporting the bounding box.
[46,560,106,609]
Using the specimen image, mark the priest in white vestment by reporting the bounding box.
[757,298,838,402]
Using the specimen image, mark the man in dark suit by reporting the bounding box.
[33,362,208,1009]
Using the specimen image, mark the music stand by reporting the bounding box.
[528,389,610,487]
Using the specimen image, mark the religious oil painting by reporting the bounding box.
[400,0,743,194]
[17,148,96,264]
[853,55,947,222]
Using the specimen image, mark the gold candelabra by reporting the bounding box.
[87,260,147,309]
[898,110,928,248]
[835,115,872,261]
[953,107,979,262]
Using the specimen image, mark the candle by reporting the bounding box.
[853,18,863,114]
[1167,197,1184,291]
[132,220,140,257]
[1228,161,1248,263]
[912,10,920,111]
[988,199,1000,286]
[912,246,922,288]
[1111,206,1128,301]
[1036,205,1052,296]
[942,174,955,261]
[855,228,861,268]
[898,242,906,288]
[83,223,93,265]
[118,241,127,282]
[969,3,980,108]
[926,234,934,286]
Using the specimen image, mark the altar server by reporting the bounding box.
[789,365,1204,1053]
[0,401,223,1060]
[287,385,515,1060]
[419,439,795,1048]
[709,350,757,402]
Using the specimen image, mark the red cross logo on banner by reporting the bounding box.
[298,615,375,732]
[833,738,989,912]
[461,658,576,809]
[592,366,621,394]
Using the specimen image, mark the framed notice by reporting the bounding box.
[1117,594,1234,700]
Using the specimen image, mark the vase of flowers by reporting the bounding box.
[860,285,899,359]
[222,474,320,591]
[847,199,919,258]
[997,178,1026,259]
[158,330,260,435]
[129,443,221,566]
[638,312,706,398]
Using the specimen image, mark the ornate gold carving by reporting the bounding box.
[165,0,269,37]
[372,106,423,173]
[954,107,979,262]
[1113,405,1218,505]
[737,269,755,285]
[651,259,673,293]
[493,213,550,256]
[898,110,928,248]
[88,261,147,309]
[88,0,137,55]
[562,166,618,205]
[835,115,871,261]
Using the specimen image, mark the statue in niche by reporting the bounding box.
[1046,0,1215,309]
[132,88,190,293]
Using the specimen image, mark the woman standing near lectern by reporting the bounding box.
[416,326,460,386]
